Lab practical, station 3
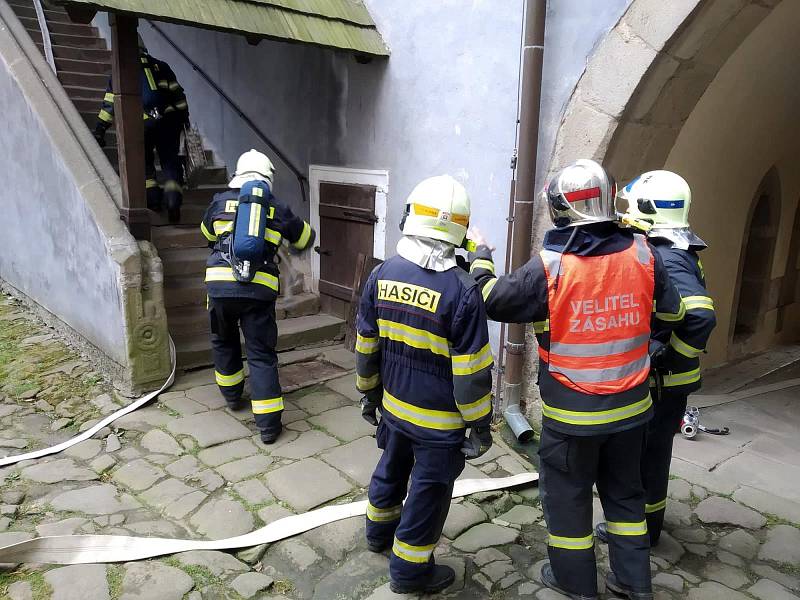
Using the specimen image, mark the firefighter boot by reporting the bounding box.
[540,563,598,600]
[260,425,282,445]
[595,522,609,543]
[606,573,654,600]
[390,565,455,595]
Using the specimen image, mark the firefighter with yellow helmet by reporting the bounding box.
[595,171,717,547]
[355,175,494,595]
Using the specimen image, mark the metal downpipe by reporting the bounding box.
[503,0,546,442]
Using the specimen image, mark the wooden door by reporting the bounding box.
[317,182,377,301]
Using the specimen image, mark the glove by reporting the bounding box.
[360,390,381,426]
[649,339,668,369]
[461,426,493,459]
[93,125,107,148]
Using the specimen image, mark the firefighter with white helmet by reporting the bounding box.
[594,171,717,547]
[356,175,494,594]
[470,160,685,600]
[200,150,315,444]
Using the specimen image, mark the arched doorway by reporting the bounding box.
[731,168,781,346]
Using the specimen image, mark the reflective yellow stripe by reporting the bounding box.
[382,390,464,431]
[215,369,244,387]
[175,100,188,110]
[452,344,493,376]
[533,320,550,334]
[145,178,159,189]
[458,393,492,422]
[164,180,183,193]
[143,67,157,91]
[607,520,648,536]
[470,259,495,275]
[481,278,498,302]
[249,203,262,237]
[169,81,181,91]
[547,533,594,550]
[265,228,281,245]
[157,80,169,89]
[392,538,435,564]
[356,373,381,391]
[646,498,667,514]
[251,397,284,414]
[98,109,113,123]
[292,222,312,250]
[103,92,115,103]
[542,394,652,426]
[356,334,380,355]
[213,220,234,235]
[366,502,402,523]
[683,295,715,311]
[377,319,450,357]
[655,300,686,322]
[164,105,176,113]
[200,221,217,242]
[670,332,703,358]
[663,368,701,388]
[205,267,279,291]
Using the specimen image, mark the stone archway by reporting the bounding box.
[730,167,782,350]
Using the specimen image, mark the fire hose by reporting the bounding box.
[0,338,538,564]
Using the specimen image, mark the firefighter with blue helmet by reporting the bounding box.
[594,171,717,547]
[470,160,685,600]
[356,175,494,595]
[200,150,315,444]
[93,35,189,223]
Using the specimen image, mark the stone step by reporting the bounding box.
[59,70,109,89]
[151,204,207,227]
[152,225,208,251]
[183,184,229,206]
[166,293,321,336]
[18,16,97,37]
[55,57,110,75]
[49,31,107,49]
[164,274,207,308]
[159,247,208,277]
[43,44,111,63]
[174,313,345,369]
[9,5,74,23]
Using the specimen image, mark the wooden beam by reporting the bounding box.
[110,13,150,241]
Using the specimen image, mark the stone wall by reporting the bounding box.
[0,3,171,392]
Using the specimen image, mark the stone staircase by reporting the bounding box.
[8,0,344,369]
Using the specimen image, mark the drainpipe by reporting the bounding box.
[502,0,547,443]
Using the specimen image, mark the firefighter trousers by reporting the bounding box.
[144,119,183,211]
[208,297,283,436]
[366,420,465,588]
[539,425,651,597]
[642,387,688,545]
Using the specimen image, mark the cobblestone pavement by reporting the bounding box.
[1,295,800,600]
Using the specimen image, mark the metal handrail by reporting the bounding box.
[146,20,308,202]
[32,0,56,73]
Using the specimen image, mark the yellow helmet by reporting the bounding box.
[402,175,471,246]
[617,170,691,228]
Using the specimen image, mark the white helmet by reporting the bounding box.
[545,159,617,228]
[229,149,275,189]
[401,175,471,246]
[617,170,691,228]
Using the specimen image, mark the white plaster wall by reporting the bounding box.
[665,0,800,364]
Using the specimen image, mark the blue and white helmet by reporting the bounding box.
[617,170,691,229]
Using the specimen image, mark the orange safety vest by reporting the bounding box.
[539,235,654,395]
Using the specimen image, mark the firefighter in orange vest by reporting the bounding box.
[470,160,685,600]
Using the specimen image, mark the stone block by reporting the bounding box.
[140,430,183,455]
[215,454,273,483]
[64,439,103,460]
[320,435,382,487]
[669,0,749,60]
[748,579,799,600]
[51,484,140,515]
[293,387,353,413]
[120,562,193,600]
[623,0,701,52]
[45,564,109,600]
[174,550,248,577]
[162,394,207,415]
[22,458,98,484]
[718,529,759,559]
[185,384,227,409]
[190,497,254,539]
[270,429,339,460]
[687,581,750,600]
[552,95,619,169]
[233,479,274,505]
[452,523,518,552]
[140,478,194,509]
[702,561,751,589]
[197,438,260,467]
[231,573,274,598]
[694,496,766,529]
[733,485,800,523]
[266,458,353,511]
[669,457,738,495]
[580,25,658,119]
[301,516,364,561]
[164,490,206,520]
[167,411,251,448]
[112,459,165,491]
[309,405,376,442]
[443,502,488,540]
[759,524,800,566]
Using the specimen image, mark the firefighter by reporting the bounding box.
[594,171,717,547]
[93,36,189,224]
[469,160,685,600]
[356,175,494,595]
[200,150,315,444]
